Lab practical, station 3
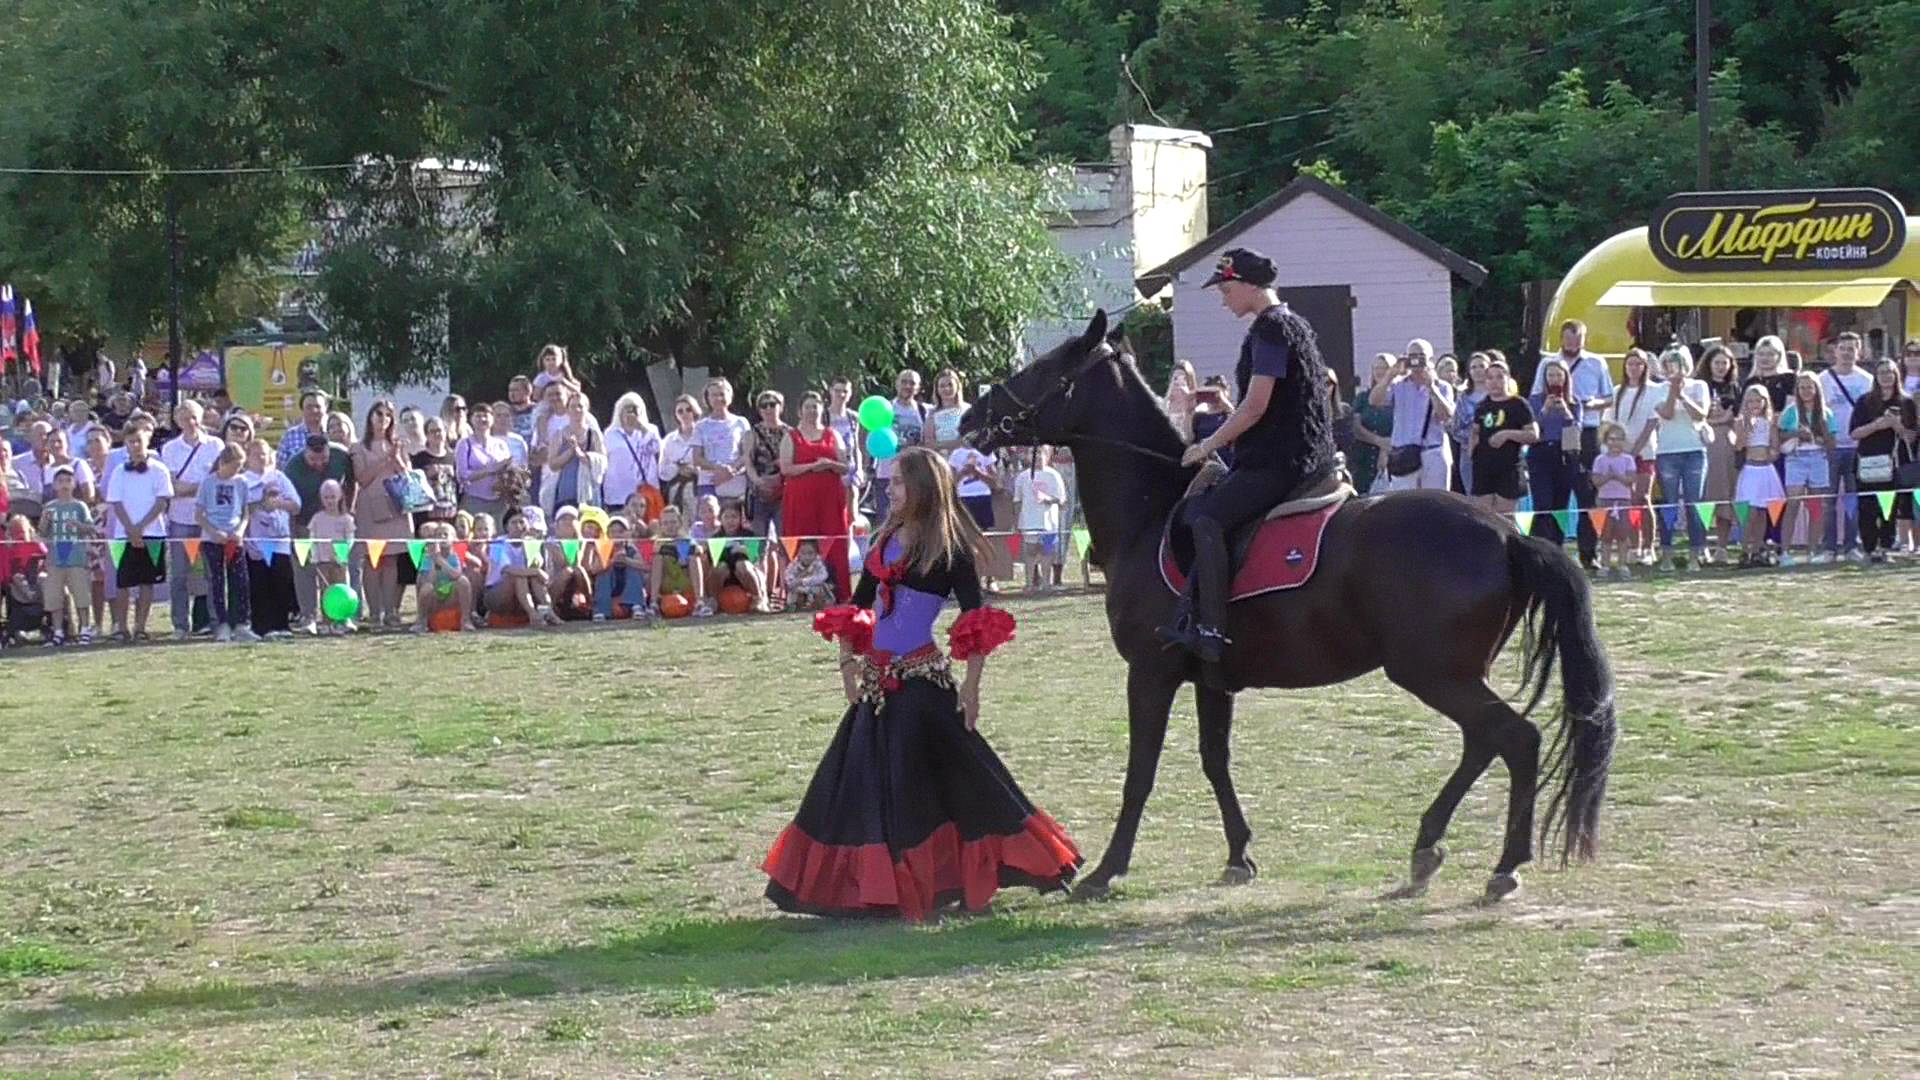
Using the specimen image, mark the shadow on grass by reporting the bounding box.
[0,911,1108,1035]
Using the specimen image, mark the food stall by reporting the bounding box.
[1544,188,1914,370]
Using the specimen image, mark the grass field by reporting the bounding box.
[0,569,1915,1078]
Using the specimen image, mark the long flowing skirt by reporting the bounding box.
[763,675,1081,921]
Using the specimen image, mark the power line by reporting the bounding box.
[0,158,460,177]
[1207,107,1336,137]
[1120,51,1172,128]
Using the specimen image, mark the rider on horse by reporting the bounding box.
[1158,248,1337,665]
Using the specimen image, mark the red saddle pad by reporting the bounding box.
[1160,501,1340,602]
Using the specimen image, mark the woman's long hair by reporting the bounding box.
[610,392,655,434]
[878,446,993,575]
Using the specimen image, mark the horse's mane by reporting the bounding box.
[1098,334,1193,467]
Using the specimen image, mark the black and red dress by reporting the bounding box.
[761,536,1081,920]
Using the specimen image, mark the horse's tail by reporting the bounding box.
[1507,532,1618,865]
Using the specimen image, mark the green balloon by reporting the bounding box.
[321,582,360,623]
[857,395,895,433]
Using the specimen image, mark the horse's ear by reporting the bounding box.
[1077,310,1109,354]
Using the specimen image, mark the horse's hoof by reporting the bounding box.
[1478,872,1522,905]
[1216,863,1257,887]
[1070,878,1113,903]
[1384,845,1444,900]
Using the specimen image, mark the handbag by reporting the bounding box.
[1388,402,1435,478]
[1859,453,1895,485]
[384,468,434,513]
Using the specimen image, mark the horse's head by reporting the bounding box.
[962,310,1121,452]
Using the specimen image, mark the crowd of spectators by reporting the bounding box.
[0,346,1086,648]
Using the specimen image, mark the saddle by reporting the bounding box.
[1160,466,1352,602]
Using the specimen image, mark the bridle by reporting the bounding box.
[977,341,1190,468]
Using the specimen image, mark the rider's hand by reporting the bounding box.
[1181,443,1210,467]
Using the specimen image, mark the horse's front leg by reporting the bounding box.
[1196,684,1256,885]
[1072,663,1179,901]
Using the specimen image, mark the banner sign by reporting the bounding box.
[1649,188,1907,273]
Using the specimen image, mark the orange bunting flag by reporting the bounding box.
[638,540,656,564]
[1626,507,1643,530]
[1587,508,1610,535]
[1767,499,1786,525]
[781,536,802,560]
[594,537,613,566]
[181,538,203,566]
[365,539,387,567]
[452,541,469,563]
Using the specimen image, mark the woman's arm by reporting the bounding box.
[778,432,806,478]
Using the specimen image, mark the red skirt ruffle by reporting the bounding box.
[763,811,1081,922]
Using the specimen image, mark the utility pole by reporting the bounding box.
[1696,0,1712,190]
[165,183,183,413]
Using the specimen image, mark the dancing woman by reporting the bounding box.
[762,447,1081,920]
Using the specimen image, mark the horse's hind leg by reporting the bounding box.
[1072,663,1179,901]
[1390,677,1540,902]
[1196,684,1256,885]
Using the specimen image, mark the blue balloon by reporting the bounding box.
[866,427,900,460]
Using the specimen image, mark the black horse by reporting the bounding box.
[960,311,1617,902]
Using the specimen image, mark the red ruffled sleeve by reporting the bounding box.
[813,605,874,655]
[948,606,1016,661]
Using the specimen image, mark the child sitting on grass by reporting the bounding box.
[703,500,767,615]
[544,505,594,620]
[782,538,833,611]
[487,507,562,627]
[647,504,703,617]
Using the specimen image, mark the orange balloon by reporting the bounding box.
[717,585,753,615]
[659,593,692,619]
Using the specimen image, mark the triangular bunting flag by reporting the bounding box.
[366,539,388,567]
[781,536,801,560]
[1695,501,1716,530]
[1767,499,1786,525]
[521,539,542,565]
[1072,526,1092,558]
[1808,498,1825,526]
[638,540,656,564]
[333,540,352,564]
[1734,501,1750,526]
[1556,509,1575,536]
[676,539,692,562]
[1877,490,1896,518]
[293,538,313,565]
[108,539,127,568]
[1513,511,1535,535]
[489,539,509,565]
[1587,508,1609,535]
[147,540,164,563]
[745,539,764,561]
[594,538,613,566]
[259,539,284,562]
[53,541,73,564]
[1660,505,1678,532]
[181,538,202,566]
[1626,507,1643,530]
[407,539,428,569]
[561,538,582,565]
[453,541,469,563]
[706,538,727,564]
[1005,532,1024,559]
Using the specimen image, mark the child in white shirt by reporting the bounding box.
[782,539,833,611]
[1013,446,1066,593]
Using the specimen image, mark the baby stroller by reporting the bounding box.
[4,580,47,646]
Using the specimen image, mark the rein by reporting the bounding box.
[988,343,1191,468]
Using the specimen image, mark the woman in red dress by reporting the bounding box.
[779,391,853,601]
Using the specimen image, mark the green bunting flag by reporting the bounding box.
[1072,526,1092,558]
[107,539,127,568]
[1695,501,1717,530]
[333,540,352,564]
[407,539,428,569]
[146,540,164,563]
[1555,509,1574,536]
[293,538,313,566]
[521,539,542,565]
[1733,501,1750,526]
[1512,511,1534,535]
[707,538,728,564]
[1877,490,1896,518]
[745,539,764,561]
[560,538,581,566]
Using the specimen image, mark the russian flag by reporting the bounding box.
[0,286,15,364]
[21,299,40,376]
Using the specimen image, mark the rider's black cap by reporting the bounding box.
[1202,247,1278,289]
